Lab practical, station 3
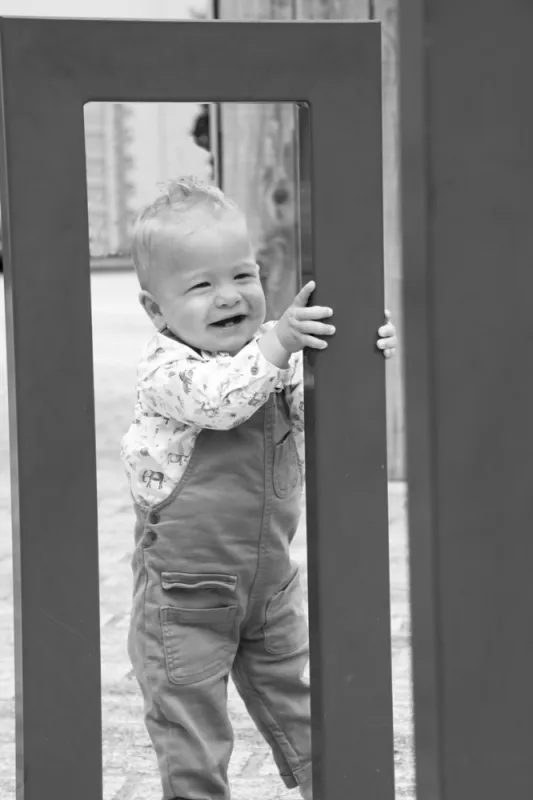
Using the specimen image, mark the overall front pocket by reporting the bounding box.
[160,604,238,685]
[263,570,308,656]
[159,571,239,685]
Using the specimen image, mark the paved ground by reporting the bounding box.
[0,273,414,799]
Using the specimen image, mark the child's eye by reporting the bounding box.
[235,273,253,280]
[190,282,210,291]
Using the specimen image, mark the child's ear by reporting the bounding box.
[139,290,165,330]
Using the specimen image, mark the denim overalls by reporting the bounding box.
[128,388,312,800]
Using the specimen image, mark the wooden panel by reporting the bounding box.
[295,0,369,18]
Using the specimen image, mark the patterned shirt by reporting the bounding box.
[121,321,305,507]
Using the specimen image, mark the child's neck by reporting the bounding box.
[159,324,255,357]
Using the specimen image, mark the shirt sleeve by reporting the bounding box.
[285,351,306,483]
[139,336,290,430]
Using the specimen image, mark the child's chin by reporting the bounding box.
[206,326,257,354]
[211,319,256,337]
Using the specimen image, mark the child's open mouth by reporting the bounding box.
[211,314,246,328]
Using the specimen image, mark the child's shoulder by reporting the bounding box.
[138,332,201,373]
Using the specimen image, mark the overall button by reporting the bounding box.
[145,529,158,545]
[148,510,160,524]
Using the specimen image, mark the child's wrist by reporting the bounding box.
[258,328,291,369]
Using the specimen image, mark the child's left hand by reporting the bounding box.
[377,310,397,359]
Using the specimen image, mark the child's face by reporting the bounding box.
[147,212,266,354]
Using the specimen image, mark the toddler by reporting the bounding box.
[121,177,396,800]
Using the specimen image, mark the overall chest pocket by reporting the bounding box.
[159,572,239,685]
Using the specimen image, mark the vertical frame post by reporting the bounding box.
[401,1,533,797]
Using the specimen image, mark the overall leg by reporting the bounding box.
[135,668,235,800]
[128,543,240,800]
[232,568,313,800]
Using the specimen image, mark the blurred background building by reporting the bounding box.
[84,101,211,258]
[84,103,134,257]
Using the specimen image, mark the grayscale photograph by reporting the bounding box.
[3,2,524,800]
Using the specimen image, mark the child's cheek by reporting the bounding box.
[254,287,267,323]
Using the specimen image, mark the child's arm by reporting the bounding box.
[139,339,290,430]
[140,281,335,430]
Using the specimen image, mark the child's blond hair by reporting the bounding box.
[131,176,239,290]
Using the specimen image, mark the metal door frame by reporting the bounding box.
[0,17,392,800]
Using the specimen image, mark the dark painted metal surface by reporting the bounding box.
[0,17,392,800]
[400,1,533,798]
[398,2,442,798]
[296,98,393,800]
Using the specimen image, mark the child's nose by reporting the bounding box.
[214,286,241,306]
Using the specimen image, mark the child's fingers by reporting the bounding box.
[302,334,328,350]
[295,305,333,320]
[384,308,392,321]
[297,320,336,336]
[293,281,316,307]
[377,335,398,349]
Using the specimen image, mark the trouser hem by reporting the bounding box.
[281,760,312,789]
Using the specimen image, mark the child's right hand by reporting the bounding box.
[274,281,335,354]
[258,281,335,369]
